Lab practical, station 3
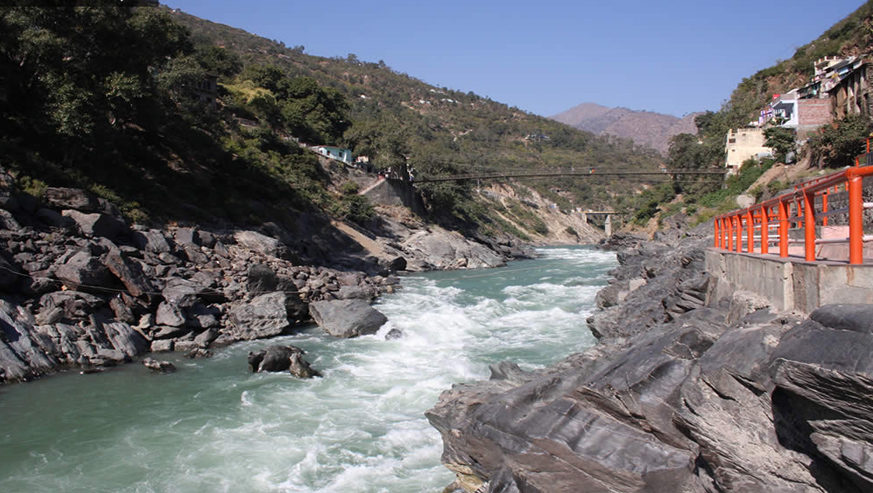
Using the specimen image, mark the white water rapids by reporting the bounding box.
[0,246,616,492]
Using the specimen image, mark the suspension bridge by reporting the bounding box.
[413,168,726,183]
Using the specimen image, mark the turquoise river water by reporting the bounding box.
[0,246,617,492]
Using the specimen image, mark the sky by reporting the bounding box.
[166,0,866,118]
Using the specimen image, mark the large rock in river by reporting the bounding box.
[309,299,387,338]
[247,345,320,378]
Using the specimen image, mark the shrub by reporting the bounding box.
[808,115,871,168]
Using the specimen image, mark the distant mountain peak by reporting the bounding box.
[550,102,700,154]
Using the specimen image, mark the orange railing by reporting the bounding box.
[714,148,873,265]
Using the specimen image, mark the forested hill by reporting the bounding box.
[171,9,663,208]
[0,3,662,236]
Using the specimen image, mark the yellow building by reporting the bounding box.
[724,127,773,174]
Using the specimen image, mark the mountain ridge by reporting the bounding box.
[550,102,700,154]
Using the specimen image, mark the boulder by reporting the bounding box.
[152,326,190,340]
[62,210,128,240]
[193,327,219,348]
[246,264,279,295]
[132,229,172,254]
[55,250,114,290]
[186,348,212,359]
[44,187,99,212]
[162,278,216,307]
[196,230,216,248]
[174,227,199,247]
[309,299,387,338]
[102,249,154,298]
[185,303,220,330]
[102,321,149,358]
[142,357,176,373]
[382,256,407,272]
[109,296,135,324]
[385,328,404,340]
[401,228,505,270]
[809,304,873,334]
[336,285,375,301]
[156,302,186,327]
[228,292,290,340]
[39,290,106,320]
[0,209,21,232]
[150,339,174,352]
[234,230,283,258]
[247,345,320,378]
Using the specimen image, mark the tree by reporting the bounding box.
[763,126,796,163]
[0,4,192,149]
[194,45,242,78]
[666,133,721,197]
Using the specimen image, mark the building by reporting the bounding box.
[724,127,773,174]
[316,146,352,164]
[828,58,873,120]
[768,91,832,138]
[193,74,218,110]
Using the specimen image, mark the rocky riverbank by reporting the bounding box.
[427,226,873,492]
[0,178,529,384]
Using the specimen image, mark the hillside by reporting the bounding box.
[625,1,873,232]
[550,102,699,154]
[170,10,666,217]
[0,3,668,252]
[685,1,873,164]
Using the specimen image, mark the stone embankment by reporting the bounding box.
[428,226,873,492]
[0,180,524,383]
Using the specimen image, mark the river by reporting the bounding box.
[0,246,616,492]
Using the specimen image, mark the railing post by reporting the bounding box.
[848,170,864,264]
[735,215,742,252]
[714,219,720,248]
[745,210,754,253]
[761,206,769,254]
[778,199,789,258]
[822,190,829,227]
[726,217,733,251]
[803,190,816,261]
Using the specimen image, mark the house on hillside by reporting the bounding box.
[724,127,772,174]
[767,91,832,138]
[827,57,873,120]
[316,146,353,164]
[755,56,848,138]
[194,74,219,110]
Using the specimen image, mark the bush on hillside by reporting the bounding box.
[808,114,871,168]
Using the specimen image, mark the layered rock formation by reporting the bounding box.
[428,231,873,492]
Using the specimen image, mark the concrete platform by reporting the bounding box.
[706,248,873,313]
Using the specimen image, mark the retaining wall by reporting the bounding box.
[706,248,873,313]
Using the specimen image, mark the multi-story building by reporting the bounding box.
[724,127,773,174]
[827,58,873,120]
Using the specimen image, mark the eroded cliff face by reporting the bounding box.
[428,232,873,493]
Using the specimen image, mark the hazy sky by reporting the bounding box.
[166,0,865,117]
